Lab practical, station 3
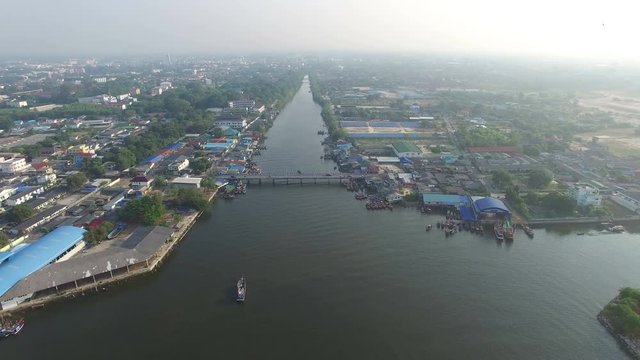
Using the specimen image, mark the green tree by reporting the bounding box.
[212,128,224,138]
[67,172,88,190]
[7,204,36,223]
[528,168,554,188]
[175,188,209,211]
[0,232,9,248]
[189,158,211,175]
[523,145,541,157]
[82,158,106,178]
[155,175,168,187]
[492,169,513,189]
[83,221,115,244]
[114,148,137,170]
[541,192,576,216]
[118,193,166,225]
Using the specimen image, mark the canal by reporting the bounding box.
[4,77,640,359]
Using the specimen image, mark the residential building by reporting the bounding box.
[0,186,18,202]
[93,77,107,83]
[130,175,153,188]
[168,157,189,173]
[67,144,92,154]
[4,186,45,206]
[0,157,29,175]
[568,183,602,207]
[215,114,247,129]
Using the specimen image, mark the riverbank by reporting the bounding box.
[598,303,640,360]
[0,189,218,316]
[598,288,640,360]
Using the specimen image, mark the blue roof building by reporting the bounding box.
[0,226,86,298]
[474,197,510,214]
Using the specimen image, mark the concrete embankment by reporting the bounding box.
[0,189,218,315]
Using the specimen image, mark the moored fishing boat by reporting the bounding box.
[522,225,534,238]
[0,319,25,339]
[494,222,504,241]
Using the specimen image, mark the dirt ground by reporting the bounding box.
[579,92,640,125]
[576,128,640,158]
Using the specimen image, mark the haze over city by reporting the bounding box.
[3,0,639,61]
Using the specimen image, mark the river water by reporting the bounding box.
[4,77,640,359]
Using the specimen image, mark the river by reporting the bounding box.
[4,77,640,359]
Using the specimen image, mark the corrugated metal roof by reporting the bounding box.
[474,197,510,213]
[421,193,470,206]
[0,226,85,297]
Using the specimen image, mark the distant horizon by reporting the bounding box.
[2,50,640,70]
[3,0,639,63]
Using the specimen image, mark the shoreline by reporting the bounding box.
[0,189,218,316]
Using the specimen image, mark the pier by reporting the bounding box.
[218,174,348,185]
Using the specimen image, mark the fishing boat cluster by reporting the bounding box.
[0,318,24,339]
[220,181,247,200]
[343,177,393,210]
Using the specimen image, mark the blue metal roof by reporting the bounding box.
[474,197,510,213]
[0,226,86,297]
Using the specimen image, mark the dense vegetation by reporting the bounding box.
[6,204,36,223]
[118,193,166,225]
[603,287,640,338]
[66,173,88,190]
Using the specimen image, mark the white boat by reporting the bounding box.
[236,277,246,302]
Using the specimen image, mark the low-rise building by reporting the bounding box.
[171,176,202,188]
[4,186,45,206]
[392,141,422,158]
[0,157,29,175]
[168,157,189,173]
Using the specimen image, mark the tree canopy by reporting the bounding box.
[118,193,166,225]
[6,204,36,223]
[67,172,88,190]
[492,169,513,189]
[541,192,576,216]
[528,168,554,189]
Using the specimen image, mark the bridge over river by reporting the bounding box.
[217,173,351,185]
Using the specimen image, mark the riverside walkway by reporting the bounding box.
[217,173,349,185]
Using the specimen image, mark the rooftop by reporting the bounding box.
[392,141,422,154]
[0,226,86,298]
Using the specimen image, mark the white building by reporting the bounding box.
[568,183,602,207]
[228,99,255,110]
[215,118,247,129]
[4,186,45,206]
[168,157,189,173]
[150,87,163,96]
[8,99,28,108]
[0,186,18,202]
[0,157,29,175]
[93,77,107,83]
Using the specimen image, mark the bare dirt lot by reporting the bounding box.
[579,92,640,125]
[577,128,640,158]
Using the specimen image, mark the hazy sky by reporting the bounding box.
[2,0,638,60]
